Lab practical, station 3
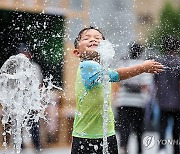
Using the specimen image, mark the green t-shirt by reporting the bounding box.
[72,67,115,139]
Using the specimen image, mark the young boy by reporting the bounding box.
[71,26,163,154]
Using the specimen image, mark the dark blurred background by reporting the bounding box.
[0,10,65,86]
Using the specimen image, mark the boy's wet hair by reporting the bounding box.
[74,26,105,49]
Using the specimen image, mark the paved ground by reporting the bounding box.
[0,148,71,154]
[0,132,173,154]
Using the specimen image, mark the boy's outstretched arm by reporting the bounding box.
[116,60,164,80]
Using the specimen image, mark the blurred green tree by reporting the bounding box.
[148,2,180,54]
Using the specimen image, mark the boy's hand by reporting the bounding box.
[143,60,164,74]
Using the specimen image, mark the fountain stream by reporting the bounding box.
[0,53,60,153]
[96,40,115,154]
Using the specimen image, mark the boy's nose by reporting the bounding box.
[89,38,97,42]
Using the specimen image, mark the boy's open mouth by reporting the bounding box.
[88,43,98,48]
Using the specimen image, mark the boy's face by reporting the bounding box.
[73,29,103,61]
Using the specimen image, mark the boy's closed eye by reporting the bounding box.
[82,37,89,41]
[95,37,102,40]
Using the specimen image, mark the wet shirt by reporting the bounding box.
[154,55,180,110]
[72,60,120,139]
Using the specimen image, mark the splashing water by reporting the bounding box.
[97,40,115,65]
[0,54,60,153]
[96,40,115,154]
[163,66,180,71]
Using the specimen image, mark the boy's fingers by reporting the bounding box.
[157,68,164,72]
[152,61,163,66]
[155,64,164,68]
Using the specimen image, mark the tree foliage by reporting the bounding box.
[148,2,180,54]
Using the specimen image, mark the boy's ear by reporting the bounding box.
[73,49,80,57]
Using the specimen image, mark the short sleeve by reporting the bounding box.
[80,61,120,91]
[108,69,120,82]
[80,60,102,90]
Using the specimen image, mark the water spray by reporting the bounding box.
[96,40,115,154]
[0,54,62,153]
